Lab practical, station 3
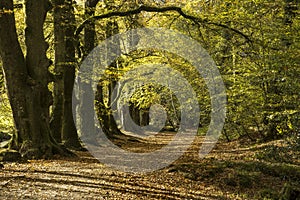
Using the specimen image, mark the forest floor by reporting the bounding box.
[0,132,299,200]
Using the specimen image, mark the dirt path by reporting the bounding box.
[1,133,299,199]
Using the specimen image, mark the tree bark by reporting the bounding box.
[50,0,65,143]
[83,0,100,57]
[102,20,124,137]
[61,0,82,149]
[0,0,72,158]
[51,0,82,149]
[76,0,100,144]
[0,0,29,146]
[23,0,53,156]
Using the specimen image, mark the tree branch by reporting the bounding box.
[75,5,252,53]
[206,22,252,43]
[75,5,202,37]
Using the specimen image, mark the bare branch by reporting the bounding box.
[74,5,252,54]
[75,5,202,37]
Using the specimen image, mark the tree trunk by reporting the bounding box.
[0,0,71,158]
[140,109,150,126]
[76,0,100,144]
[50,0,65,143]
[130,103,141,126]
[61,0,82,149]
[102,20,124,137]
[96,81,123,139]
[83,0,100,57]
[0,0,29,145]
[51,0,82,149]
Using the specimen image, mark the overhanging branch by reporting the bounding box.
[75,5,252,52]
[75,5,202,37]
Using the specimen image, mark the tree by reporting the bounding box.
[51,0,82,149]
[0,0,70,158]
[193,0,299,141]
[75,0,101,144]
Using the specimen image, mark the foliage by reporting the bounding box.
[0,64,13,132]
[0,0,298,152]
[74,0,300,140]
[178,0,300,140]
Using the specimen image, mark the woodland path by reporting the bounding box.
[1,132,299,199]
